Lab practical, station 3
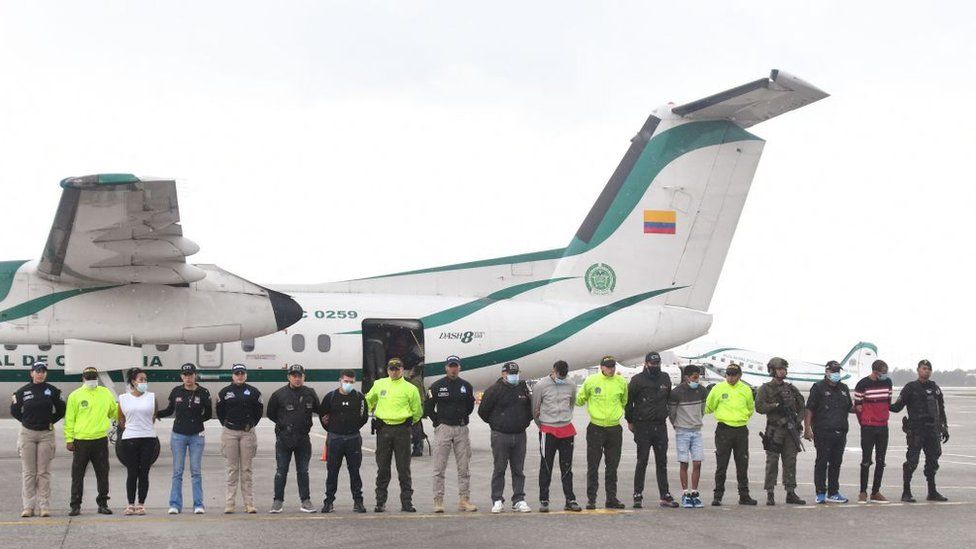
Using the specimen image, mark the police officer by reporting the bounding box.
[64,366,118,516]
[319,369,369,513]
[425,355,478,513]
[158,363,213,514]
[755,357,806,505]
[366,358,423,513]
[11,362,65,517]
[704,364,756,506]
[625,351,676,509]
[804,361,853,504]
[577,355,628,510]
[216,363,263,514]
[890,359,949,502]
[404,361,428,458]
[267,364,321,514]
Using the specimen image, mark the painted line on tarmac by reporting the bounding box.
[940,460,976,466]
[0,508,634,527]
[944,453,976,459]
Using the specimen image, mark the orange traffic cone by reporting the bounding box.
[320,442,328,462]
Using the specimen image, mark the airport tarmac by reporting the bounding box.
[1,391,974,549]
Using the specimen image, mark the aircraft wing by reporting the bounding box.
[38,174,205,285]
[672,69,828,127]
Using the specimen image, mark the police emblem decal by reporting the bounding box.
[585,263,617,295]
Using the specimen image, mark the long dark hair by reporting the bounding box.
[126,367,145,388]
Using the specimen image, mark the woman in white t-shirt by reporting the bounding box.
[118,367,159,515]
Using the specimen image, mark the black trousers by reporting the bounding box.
[586,423,622,503]
[538,432,575,503]
[375,423,412,506]
[713,424,749,498]
[859,426,888,494]
[70,438,110,508]
[904,427,942,485]
[325,433,363,504]
[633,421,670,498]
[121,437,156,504]
[814,429,846,495]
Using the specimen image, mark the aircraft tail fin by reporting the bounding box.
[839,341,879,380]
[542,70,827,310]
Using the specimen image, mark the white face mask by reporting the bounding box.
[84,379,98,389]
[341,382,355,394]
[136,382,149,393]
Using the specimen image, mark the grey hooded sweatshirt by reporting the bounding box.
[531,375,577,428]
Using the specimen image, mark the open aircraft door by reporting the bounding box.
[360,319,425,395]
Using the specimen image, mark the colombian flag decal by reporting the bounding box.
[643,210,676,234]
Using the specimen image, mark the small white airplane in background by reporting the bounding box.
[671,341,879,392]
[0,70,828,411]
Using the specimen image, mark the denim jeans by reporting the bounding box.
[170,432,205,509]
[274,436,312,502]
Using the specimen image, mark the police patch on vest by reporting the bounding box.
[380,390,387,396]
[594,387,602,394]
[722,393,729,399]
[80,400,89,408]
[225,392,235,399]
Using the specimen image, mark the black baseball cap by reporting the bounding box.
[825,360,842,372]
[445,355,461,367]
[600,356,617,368]
[502,361,519,374]
[288,364,305,375]
[232,364,247,373]
[180,363,197,375]
[387,358,403,370]
[645,352,661,364]
[725,364,742,376]
[82,366,98,380]
[31,362,48,372]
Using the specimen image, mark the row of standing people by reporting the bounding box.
[11,353,950,517]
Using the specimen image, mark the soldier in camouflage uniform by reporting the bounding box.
[755,358,806,505]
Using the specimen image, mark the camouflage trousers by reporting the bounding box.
[763,425,800,491]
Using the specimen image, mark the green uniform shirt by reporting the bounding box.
[366,377,422,426]
[64,385,118,443]
[576,373,628,427]
[705,380,754,427]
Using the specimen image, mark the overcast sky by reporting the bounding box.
[1,1,973,371]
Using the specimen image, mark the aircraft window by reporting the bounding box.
[292,334,305,353]
[317,335,331,353]
[203,343,217,352]
[155,344,169,352]
[39,344,51,351]
[4,344,16,351]
[721,358,726,363]
[241,338,255,352]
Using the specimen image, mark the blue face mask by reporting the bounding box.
[688,381,700,389]
[829,372,841,383]
[506,374,519,385]
[554,377,566,385]
[341,382,355,393]
[136,382,148,393]
[878,373,889,381]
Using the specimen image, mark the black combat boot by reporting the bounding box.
[766,491,775,506]
[785,491,806,505]
[901,484,916,503]
[353,500,367,513]
[738,493,757,506]
[927,481,948,502]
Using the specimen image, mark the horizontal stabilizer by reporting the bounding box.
[672,69,828,127]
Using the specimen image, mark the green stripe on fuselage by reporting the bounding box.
[0,260,29,303]
[0,285,118,323]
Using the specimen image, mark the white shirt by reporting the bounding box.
[119,391,157,439]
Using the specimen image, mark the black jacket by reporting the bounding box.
[11,382,66,431]
[891,380,947,432]
[267,385,321,438]
[424,376,475,426]
[806,380,852,433]
[477,378,532,434]
[625,370,672,424]
[319,389,368,436]
[216,383,264,431]
[157,385,213,435]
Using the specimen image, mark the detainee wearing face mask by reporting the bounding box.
[853,359,893,503]
[531,360,581,513]
[804,361,854,504]
[64,366,118,516]
[478,361,534,513]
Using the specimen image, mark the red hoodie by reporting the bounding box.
[854,376,892,427]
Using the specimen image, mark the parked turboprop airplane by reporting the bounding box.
[0,69,828,410]
[673,341,879,391]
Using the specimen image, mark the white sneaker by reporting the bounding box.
[491,500,504,514]
[513,500,531,513]
[167,507,179,515]
[193,507,205,514]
